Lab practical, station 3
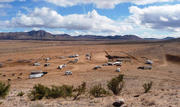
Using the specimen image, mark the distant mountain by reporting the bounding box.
[163,37,175,40]
[143,38,159,41]
[74,34,143,41]
[0,30,71,40]
[0,30,177,41]
[0,30,53,40]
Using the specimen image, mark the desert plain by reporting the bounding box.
[0,40,179,107]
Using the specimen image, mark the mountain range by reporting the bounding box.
[0,30,177,41]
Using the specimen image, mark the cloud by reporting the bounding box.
[0,0,14,2]
[129,4,180,32]
[19,0,26,2]
[0,0,25,2]
[6,7,132,33]
[0,4,12,8]
[44,0,180,9]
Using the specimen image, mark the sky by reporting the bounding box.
[0,0,180,38]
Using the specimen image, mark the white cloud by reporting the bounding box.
[7,7,132,33]
[0,0,14,2]
[49,30,65,34]
[133,0,175,5]
[0,4,12,8]
[45,0,180,9]
[0,0,25,2]
[19,0,26,2]
[160,16,168,22]
[129,4,180,32]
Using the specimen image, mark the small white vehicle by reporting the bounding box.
[93,66,101,70]
[116,68,121,72]
[138,66,152,70]
[45,58,50,61]
[102,63,108,66]
[68,54,79,58]
[44,63,50,67]
[65,71,72,75]
[58,64,66,70]
[33,62,40,66]
[75,54,79,57]
[146,60,153,65]
[113,62,122,66]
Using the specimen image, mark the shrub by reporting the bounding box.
[60,85,73,97]
[46,85,73,99]
[28,84,50,101]
[0,81,10,98]
[46,86,62,99]
[29,84,74,100]
[17,91,25,96]
[90,84,109,97]
[143,81,153,93]
[107,74,124,95]
[73,82,86,100]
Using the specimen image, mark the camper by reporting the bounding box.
[138,66,152,70]
[68,58,79,64]
[146,60,153,65]
[33,62,40,66]
[113,62,122,66]
[93,66,101,70]
[68,54,79,58]
[74,58,79,63]
[65,71,72,75]
[29,73,44,79]
[58,64,66,70]
[102,63,108,66]
[44,63,50,67]
[86,53,91,60]
[116,68,121,72]
[29,71,47,79]
[45,58,50,61]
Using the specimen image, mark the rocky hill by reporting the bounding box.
[0,30,177,41]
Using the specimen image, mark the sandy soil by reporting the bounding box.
[0,40,179,107]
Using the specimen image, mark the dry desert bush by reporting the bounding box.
[0,81,10,98]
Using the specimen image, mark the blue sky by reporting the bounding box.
[0,0,180,38]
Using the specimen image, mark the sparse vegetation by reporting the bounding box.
[143,81,153,93]
[28,84,49,101]
[45,86,62,99]
[107,74,124,95]
[46,85,73,99]
[29,84,73,100]
[0,81,10,98]
[17,91,25,96]
[73,82,86,100]
[90,84,109,97]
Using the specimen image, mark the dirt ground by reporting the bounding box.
[0,40,179,107]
